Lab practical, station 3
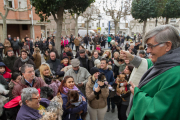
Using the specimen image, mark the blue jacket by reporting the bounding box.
[16,98,50,120]
[99,68,114,85]
[61,91,87,120]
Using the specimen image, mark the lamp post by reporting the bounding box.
[98,15,102,34]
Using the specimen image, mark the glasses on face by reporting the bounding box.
[146,42,165,49]
[31,95,40,100]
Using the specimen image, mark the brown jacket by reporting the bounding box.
[12,76,47,99]
[33,53,41,69]
[86,76,109,109]
[74,38,80,46]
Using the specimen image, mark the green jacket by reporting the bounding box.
[108,36,111,42]
[128,60,180,120]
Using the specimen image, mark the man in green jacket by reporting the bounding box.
[121,25,180,120]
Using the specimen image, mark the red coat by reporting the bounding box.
[0,65,11,82]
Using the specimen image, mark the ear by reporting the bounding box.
[165,41,172,52]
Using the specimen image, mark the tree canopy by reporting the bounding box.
[131,0,157,23]
[162,0,180,23]
[30,0,94,21]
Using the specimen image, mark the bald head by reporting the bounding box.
[50,52,56,60]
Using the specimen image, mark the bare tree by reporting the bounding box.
[81,4,100,36]
[0,0,31,42]
[72,13,80,37]
[102,0,131,35]
[63,12,73,36]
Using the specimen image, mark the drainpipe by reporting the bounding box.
[31,5,34,41]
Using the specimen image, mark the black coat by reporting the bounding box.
[78,56,90,72]
[56,63,70,77]
[3,55,18,72]
[11,40,20,50]
[46,58,61,75]
[0,43,4,52]
[35,41,40,48]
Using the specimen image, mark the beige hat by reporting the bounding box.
[71,59,80,67]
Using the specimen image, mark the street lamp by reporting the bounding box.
[98,15,102,34]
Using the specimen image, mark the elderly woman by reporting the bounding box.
[13,49,35,72]
[120,25,180,120]
[59,76,87,120]
[16,87,50,120]
[86,68,109,120]
[39,63,61,96]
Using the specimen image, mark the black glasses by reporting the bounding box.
[146,42,165,49]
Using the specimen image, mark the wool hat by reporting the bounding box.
[79,49,85,54]
[71,59,80,67]
[62,53,69,59]
[90,67,100,75]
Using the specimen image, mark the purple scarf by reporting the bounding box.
[63,85,79,93]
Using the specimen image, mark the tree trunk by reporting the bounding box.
[165,17,169,24]
[2,17,7,43]
[75,17,78,37]
[114,21,118,35]
[55,7,64,54]
[86,21,89,36]
[142,19,147,47]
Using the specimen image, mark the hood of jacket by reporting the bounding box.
[0,62,11,73]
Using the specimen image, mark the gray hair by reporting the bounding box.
[21,64,34,73]
[139,50,146,55]
[144,25,180,49]
[21,87,38,105]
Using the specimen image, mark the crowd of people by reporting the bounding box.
[0,24,180,120]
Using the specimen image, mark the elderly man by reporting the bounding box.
[12,64,47,98]
[46,52,61,75]
[3,50,18,72]
[120,25,180,120]
[64,58,91,96]
[16,88,50,120]
[77,49,90,71]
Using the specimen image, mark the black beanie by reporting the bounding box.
[90,67,100,75]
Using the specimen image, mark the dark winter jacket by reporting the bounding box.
[11,40,20,50]
[13,57,35,72]
[99,68,114,85]
[49,47,60,59]
[78,56,90,71]
[35,41,40,48]
[61,91,87,120]
[3,55,18,72]
[0,43,4,52]
[46,58,61,75]
[56,63,70,77]
[0,75,8,89]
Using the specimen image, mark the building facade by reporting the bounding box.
[0,0,44,42]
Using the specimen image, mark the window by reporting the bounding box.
[96,23,99,27]
[18,0,27,8]
[22,25,28,30]
[102,23,104,27]
[4,0,14,8]
[92,23,94,27]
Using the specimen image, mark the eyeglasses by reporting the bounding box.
[31,95,40,100]
[146,42,165,49]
